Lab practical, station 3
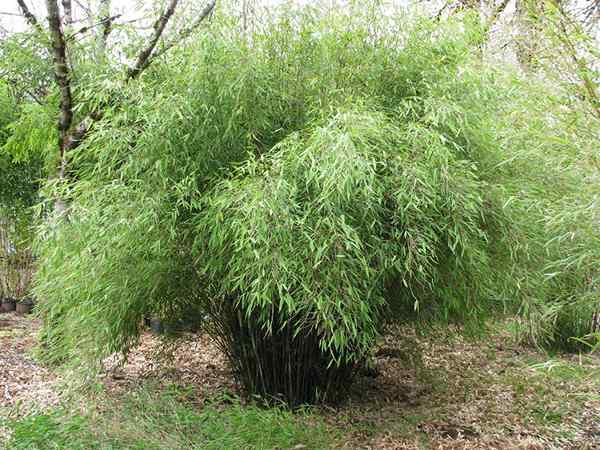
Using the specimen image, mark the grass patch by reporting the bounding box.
[497,356,600,436]
[2,384,336,450]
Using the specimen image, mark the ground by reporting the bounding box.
[1,312,599,450]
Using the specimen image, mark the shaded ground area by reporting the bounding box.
[1,313,599,449]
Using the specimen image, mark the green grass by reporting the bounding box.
[2,384,336,450]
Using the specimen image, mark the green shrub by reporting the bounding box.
[518,144,600,351]
[194,106,505,403]
[31,5,600,404]
[0,83,43,302]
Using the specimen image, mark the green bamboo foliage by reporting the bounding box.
[30,6,600,402]
[193,109,502,403]
[195,108,495,356]
[0,83,41,304]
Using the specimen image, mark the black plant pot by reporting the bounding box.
[149,318,164,334]
[1,298,16,313]
[176,310,205,332]
[16,298,34,315]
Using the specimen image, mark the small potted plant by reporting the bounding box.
[1,296,16,312]
[16,297,34,315]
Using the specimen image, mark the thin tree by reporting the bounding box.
[18,0,217,215]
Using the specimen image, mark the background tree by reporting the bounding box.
[6,0,217,215]
[0,81,42,304]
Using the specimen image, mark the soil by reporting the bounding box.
[1,313,598,449]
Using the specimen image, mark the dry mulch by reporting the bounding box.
[1,314,599,450]
[100,330,238,402]
[328,325,600,449]
[0,314,236,412]
[0,313,59,413]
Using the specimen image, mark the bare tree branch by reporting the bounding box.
[581,0,600,26]
[150,0,216,61]
[37,0,218,212]
[67,13,121,40]
[73,0,91,16]
[0,11,26,17]
[1,74,44,105]
[485,0,511,31]
[550,0,600,119]
[61,0,73,25]
[99,0,113,45]
[62,110,102,151]
[126,0,181,80]
[65,0,216,158]
[433,1,453,21]
[16,0,43,32]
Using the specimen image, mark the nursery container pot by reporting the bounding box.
[149,318,164,334]
[16,298,34,315]
[1,298,16,313]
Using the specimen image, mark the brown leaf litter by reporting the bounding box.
[1,314,599,450]
[0,313,59,413]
